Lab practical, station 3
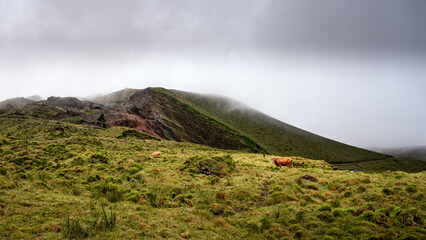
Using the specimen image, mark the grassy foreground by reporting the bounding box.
[0,116,424,239]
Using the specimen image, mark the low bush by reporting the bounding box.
[117,129,159,140]
[396,208,422,227]
[318,204,331,212]
[317,212,334,223]
[89,153,109,164]
[382,188,394,195]
[405,185,417,194]
[181,155,236,177]
[210,203,225,215]
[264,192,296,206]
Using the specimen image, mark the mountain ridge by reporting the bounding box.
[0,87,394,167]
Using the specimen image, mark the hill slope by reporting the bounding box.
[0,116,424,239]
[162,88,388,163]
[0,87,399,168]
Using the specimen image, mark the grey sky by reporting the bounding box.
[1,0,425,148]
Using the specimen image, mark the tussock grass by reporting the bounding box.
[0,116,424,239]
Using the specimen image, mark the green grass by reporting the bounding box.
[0,115,425,239]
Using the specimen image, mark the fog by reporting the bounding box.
[1,0,425,148]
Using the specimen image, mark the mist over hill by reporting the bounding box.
[372,146,426,161]
[3,87,424,172]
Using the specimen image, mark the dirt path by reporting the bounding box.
[256,179,270,208]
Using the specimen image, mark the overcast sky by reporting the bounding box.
[1,0,425,148]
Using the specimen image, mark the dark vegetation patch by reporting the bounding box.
[117,129,159,140]
[181,155,236,177]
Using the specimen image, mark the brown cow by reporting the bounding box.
[272,157,293,169]
[151,151,161,157]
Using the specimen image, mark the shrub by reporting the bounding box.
[389,206,402,219]
[413,193,423,201]
[146,187,169,208]
[44,144,74,159]
[209,175,220,185]
[71,156,85,166]
[89,153,109,164]
[327,228,344,237]
[210,203,225,215]
[124,189,141,202]
[133,163,143,170]
[118,129,159,140]
[331,209,343,217]
[305,221,321,229]
[293,230,303,239]
[331,199,340,208]
[362,203,375,212]
[181,155,236,177]
[260,216,272,232]
[382,188,394,195]
[18,172,27,179]
[128,167,140,175]
[0,166,6,175]
[223,208,235,217]
[264,192,296,206]
[405,185,417,194]
[357,186,366,193]
[374,212,387,225]
[87,175,100,182]
[359,211,375,222]
[271,184,283,192]
[216,192,226,200]
[105,188,123,203]
[343,191,352,198]
[396,208,422,226]
[245,221,260,233]
[318,204,331,212]
[36,181,50,190]
[317,212,334,222]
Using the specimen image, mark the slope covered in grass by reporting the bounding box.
[164,88,389,164]
[0,116,424,239]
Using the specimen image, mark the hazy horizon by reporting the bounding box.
[1,0,425,149]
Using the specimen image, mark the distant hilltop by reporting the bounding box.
[0,87,392,167]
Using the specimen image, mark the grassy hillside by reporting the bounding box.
[0,115,424,239]
[163,88,389,164]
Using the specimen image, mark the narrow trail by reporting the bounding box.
[256,179,270,208]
